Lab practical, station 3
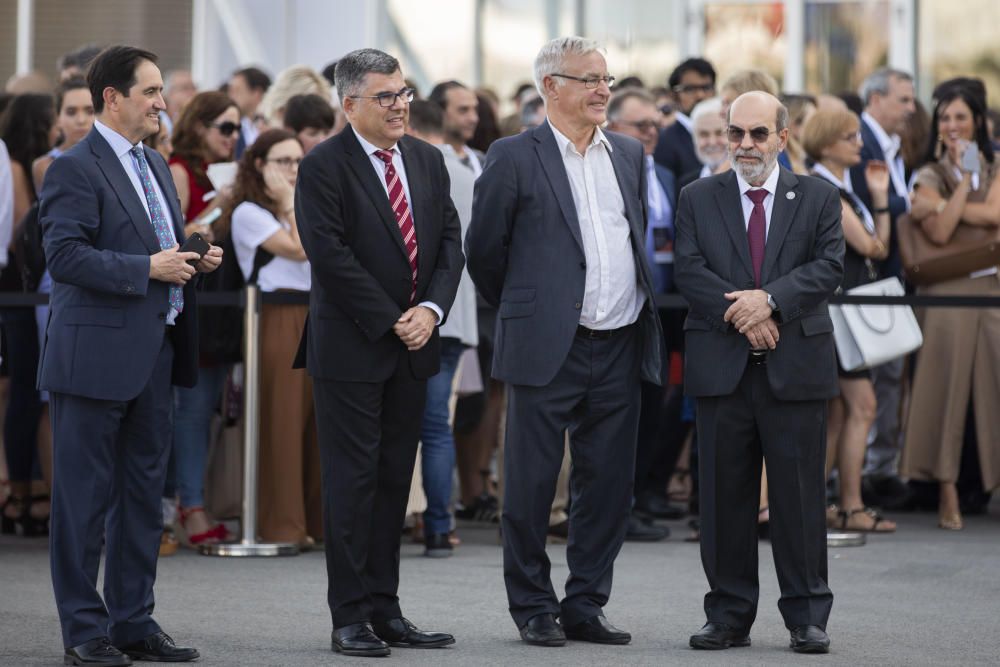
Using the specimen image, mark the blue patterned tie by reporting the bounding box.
[131,145,183,313]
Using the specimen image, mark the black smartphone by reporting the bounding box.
[179,232,211,266]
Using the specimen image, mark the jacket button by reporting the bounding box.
[157,312,166,320]
[580,262,586,269]
[574,302,582,309]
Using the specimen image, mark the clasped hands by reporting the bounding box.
[724,289,779,350]
[394,305,437,351]
[149,244,223,285]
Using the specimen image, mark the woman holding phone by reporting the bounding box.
[902,84,1000,531]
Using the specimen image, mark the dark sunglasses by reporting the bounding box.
[658,104,674,115]
[623,120,659,132]
[672,83,715,95]
[211,121,241,137]
[727,125,777,144]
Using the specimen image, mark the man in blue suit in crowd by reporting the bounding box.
[39,45,222,666]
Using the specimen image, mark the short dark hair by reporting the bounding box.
[283,93,335,132]
[616,75,645,90]
[334,49,400,105]
[58,44,103,74]
[607,88,655,122]
[668,58,716,89]
[87,45,159,114]
[55,76,90,113]
[233,66,271,93]
[428,80,467,110]
[321,61,337,87]
[408,100,443,135]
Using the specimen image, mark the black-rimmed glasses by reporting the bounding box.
[727,125,777,144]
[672,83,715,95]
[211,121,240,137]
[552,73,616,89]
[348,87,415,108]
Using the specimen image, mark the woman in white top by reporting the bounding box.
[224,128,320,547]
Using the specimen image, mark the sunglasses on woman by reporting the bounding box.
[210,121,241,137]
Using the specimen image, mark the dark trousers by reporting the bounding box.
[502,326,640,628]
[49,337,174,648]
[312,361,426,628]
[1,308,43,480]
[696,362,833,631]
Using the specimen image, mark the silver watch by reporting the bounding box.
[766,293,778,311]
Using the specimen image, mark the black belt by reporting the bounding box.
[576,322,635,340]
[748,349,768,365]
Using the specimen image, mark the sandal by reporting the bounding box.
[825,504,841,528]
[178,506,229,545]
[837,507,896,533]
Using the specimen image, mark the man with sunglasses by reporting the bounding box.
[654,57,717,182]
[674,91,843,655]
[293,48,463,657]
[467,37,664,648]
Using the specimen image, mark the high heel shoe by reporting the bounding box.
[1,495,48,537]
[178,506,229,546]
[1,496,23,535]
[22,494,51,537]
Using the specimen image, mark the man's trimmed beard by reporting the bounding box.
[696,144,727,170]
[730,144,779,184]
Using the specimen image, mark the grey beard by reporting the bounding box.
[732,152,777,184]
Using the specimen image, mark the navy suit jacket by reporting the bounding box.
[653,122,701,181]
[674,168,844,401]
[650,162,677,293]
[38,127,198,401]
[466,120,664,387]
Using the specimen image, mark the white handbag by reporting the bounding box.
[829,277,923,371]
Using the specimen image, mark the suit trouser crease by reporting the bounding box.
[502,327,640,628]
[696,363,832,631]
[50,336,174,648]
[312,360,426,628]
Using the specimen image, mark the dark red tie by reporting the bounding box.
[375,149,418,302]
[746,189,768,287]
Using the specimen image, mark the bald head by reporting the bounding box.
[727,92,788,186]
[728,91,788,133]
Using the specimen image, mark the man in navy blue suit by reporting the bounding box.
[39,46,222,666]
[654,58,717,181]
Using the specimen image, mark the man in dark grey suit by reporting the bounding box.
[466,37,663,648]
[674,92,843,654]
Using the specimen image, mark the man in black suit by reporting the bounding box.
[674,91,844,654]
[654,58,716,181]
[39,46,222,666]
[294,48,463,658]
[467,37,663,647]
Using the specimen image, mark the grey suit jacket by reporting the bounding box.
[466,120,663,387]
[674,167,844,401]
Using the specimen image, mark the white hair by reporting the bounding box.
[533,36,604,98]
[690,96,723,127]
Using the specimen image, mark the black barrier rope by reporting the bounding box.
[3,291,1000,309]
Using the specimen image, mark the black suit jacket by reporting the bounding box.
[38,127,198,401]
[294,126,464,382]
[673,168,844,401]
[653,122,701,181]
[466,121,663,387]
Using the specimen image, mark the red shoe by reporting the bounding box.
[178,506,229,546]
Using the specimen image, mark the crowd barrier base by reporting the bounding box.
[198,285,299,558]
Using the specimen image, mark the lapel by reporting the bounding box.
[715,171,754,279]
[761,167,802,284]
[145,146,186,242]
[860,119,886,162]
[605,132,646,252]
[532,121,584,253]
[654,164,677,211]
[341,126,410,264]
[398,136,432,280]
[87,128,161,255]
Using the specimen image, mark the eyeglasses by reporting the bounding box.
[622,120,659,132]
[265,157,303,168]
[211,121,240,137]
[673,83,715,95]
[348,87,415,108]
[658,104,674,115]
[551,73,616,89]
[727,125,777,144]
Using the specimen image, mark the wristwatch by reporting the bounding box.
[766,292,778,311]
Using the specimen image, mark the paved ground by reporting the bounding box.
[2,505,999,666]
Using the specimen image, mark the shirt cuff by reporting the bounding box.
[418,301,443,324]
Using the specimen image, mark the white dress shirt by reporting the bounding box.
[673,111,693,135]
[549,122,645,330]
[735,163,781,239]
[351,127,442,322]
[94,119,179,323]
[861,111,911,211]
[0,139,13,269]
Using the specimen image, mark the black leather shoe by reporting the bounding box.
[689,622,751,650]
[372,617,455,649]
[519,613,566,647]
[332,623,391,657]
[64,637,132,666]
[564,615,631,645]
[117,632,198,662]
[424,532,453,558]
[635,493,687,520]
[625,513,668,541]
[790,625,830,654]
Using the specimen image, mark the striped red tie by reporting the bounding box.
[375,149,418,302]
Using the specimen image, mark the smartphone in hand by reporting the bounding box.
[179,232,211,267]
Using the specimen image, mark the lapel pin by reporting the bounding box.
[786,191,796,200]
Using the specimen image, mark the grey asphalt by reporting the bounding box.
[2,506,998,666]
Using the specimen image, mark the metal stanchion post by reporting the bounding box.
[200,284,299,557]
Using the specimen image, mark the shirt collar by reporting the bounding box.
[94,119,141,160]
[810,162,849,191]
[352,126,400,158]
[548,120,612,157]
[735,162,780,199]
[861,111,900,157]
[673,112,693,134]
